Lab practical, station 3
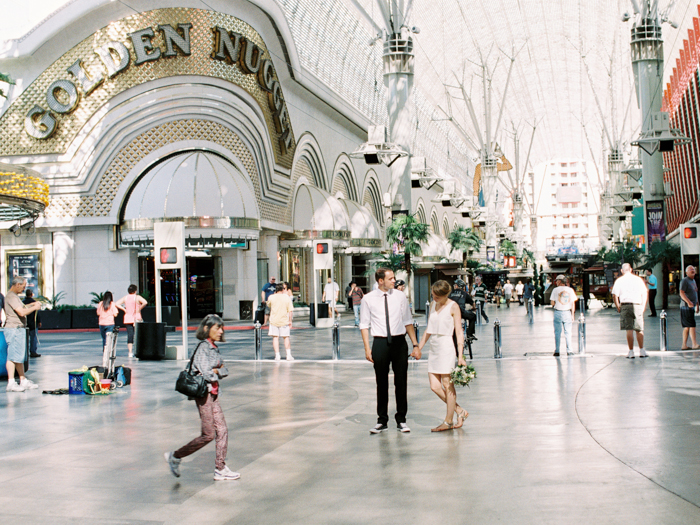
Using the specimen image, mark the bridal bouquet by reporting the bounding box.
[450,363,477,387]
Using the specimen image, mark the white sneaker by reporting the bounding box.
[640,348,648,358]
[627,350,635,359]
[6,381,25,392]
[214,465,240,481]
[19,378,38,390]
[164,452,181,477]
[286,354,294,361]
[274,354,281,361]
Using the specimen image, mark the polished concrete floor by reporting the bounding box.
[2,302,700,524]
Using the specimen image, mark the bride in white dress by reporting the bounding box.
[417,280,468,432]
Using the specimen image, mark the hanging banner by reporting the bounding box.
[486,246,495,261]
[646,201,665,245]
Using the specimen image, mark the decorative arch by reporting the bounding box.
[453,219,459,232]
[362,169,384,226]
[430,207,439,233]
[442,215,450,237]
[292,132,328,190]
[415,198,427,225]
[331,154,359,201]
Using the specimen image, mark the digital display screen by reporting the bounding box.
[316,243,329,254]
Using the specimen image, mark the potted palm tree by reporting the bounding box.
[386,213,429,303]
[448,226,483,273]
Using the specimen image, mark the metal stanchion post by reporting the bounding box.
[254,321,262,360]
[493,319,502,359]
[476,300,482,326]
[425,301,430,324]
[413,320,420,342]
[332,320,340,360]
[578,311,586,355]
[660,310,667,351]
[527,298,534,325]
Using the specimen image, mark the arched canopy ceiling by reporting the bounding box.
[2,0,696,186]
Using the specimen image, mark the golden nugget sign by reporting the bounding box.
[20,10,294,158]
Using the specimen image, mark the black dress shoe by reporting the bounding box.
[30,353,41,358]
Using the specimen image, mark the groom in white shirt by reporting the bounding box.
[360,268,420,434]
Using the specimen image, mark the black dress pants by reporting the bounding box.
[372,336,408,425]
[649,289,657,316]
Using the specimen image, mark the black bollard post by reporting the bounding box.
[254,321,262,360]
[332,320,340,360]
[660,310,668,351]
[493,319,502,359]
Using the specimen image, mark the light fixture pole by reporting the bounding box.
[629,0,668,314]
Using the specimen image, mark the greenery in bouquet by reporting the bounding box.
[450,363,477,387]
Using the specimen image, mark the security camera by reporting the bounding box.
[621,12,631,22]
[669,20,679,29]
[411,26,420,34]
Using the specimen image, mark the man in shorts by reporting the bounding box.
[679,265,700,349]
[322,277,340,320]
[611,263,648,359]
[267,283,294,361]
[5,276,42,391]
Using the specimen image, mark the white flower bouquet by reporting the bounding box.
[450,363,477,387]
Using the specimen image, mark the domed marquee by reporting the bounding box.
[0,8,295,166]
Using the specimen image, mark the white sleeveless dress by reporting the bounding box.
[427,300,457,374]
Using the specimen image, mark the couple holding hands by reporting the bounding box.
[360,269,469,433]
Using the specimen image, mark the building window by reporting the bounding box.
[571,173,577,177]
[561,163,567,167]
[562,203,569,208]
[563,224,570,229]
[561,173,568,178]
[572,203,579,208]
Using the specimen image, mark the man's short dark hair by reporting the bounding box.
[128,284,137,294]
[350,280,356,285]
[375,267,391,282]
[25,289,33,298]
[275,283,285,293]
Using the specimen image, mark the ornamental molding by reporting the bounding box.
[0,8,296,168]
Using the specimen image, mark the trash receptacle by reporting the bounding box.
[134,322,166,360]
[239,300,253,320]
[309,303,329,326]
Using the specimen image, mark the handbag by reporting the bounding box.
[175,343,208,398]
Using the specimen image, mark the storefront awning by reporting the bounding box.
[289,184,350,242]
[338,197,383,253]
[120,151,260,248]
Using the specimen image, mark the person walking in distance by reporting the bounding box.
[267,283,294,361]
[550,275,577,356]
[503,279,513,307]
[322,276,340,320]
[360,268,419,434]
[472,276,489,323]
[116,285,148,358]
[679,265,700,350]
[260,277,277,327]
[165,315,239,481]
[348,281,364,327]
[611,263,648,358]
[645,269,657,317]
[515,280,524,306]
[23,289,41,358]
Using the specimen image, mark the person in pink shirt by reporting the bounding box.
[96,291,125,350]
[116,285,148,358]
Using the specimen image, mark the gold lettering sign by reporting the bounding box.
[0,8,295,167]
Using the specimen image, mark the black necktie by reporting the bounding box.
[384,293,392,344]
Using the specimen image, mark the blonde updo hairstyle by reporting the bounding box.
[431,280,452,298]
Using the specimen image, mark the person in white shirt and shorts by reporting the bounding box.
[267,284,294,361]
[611,263,648,358]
